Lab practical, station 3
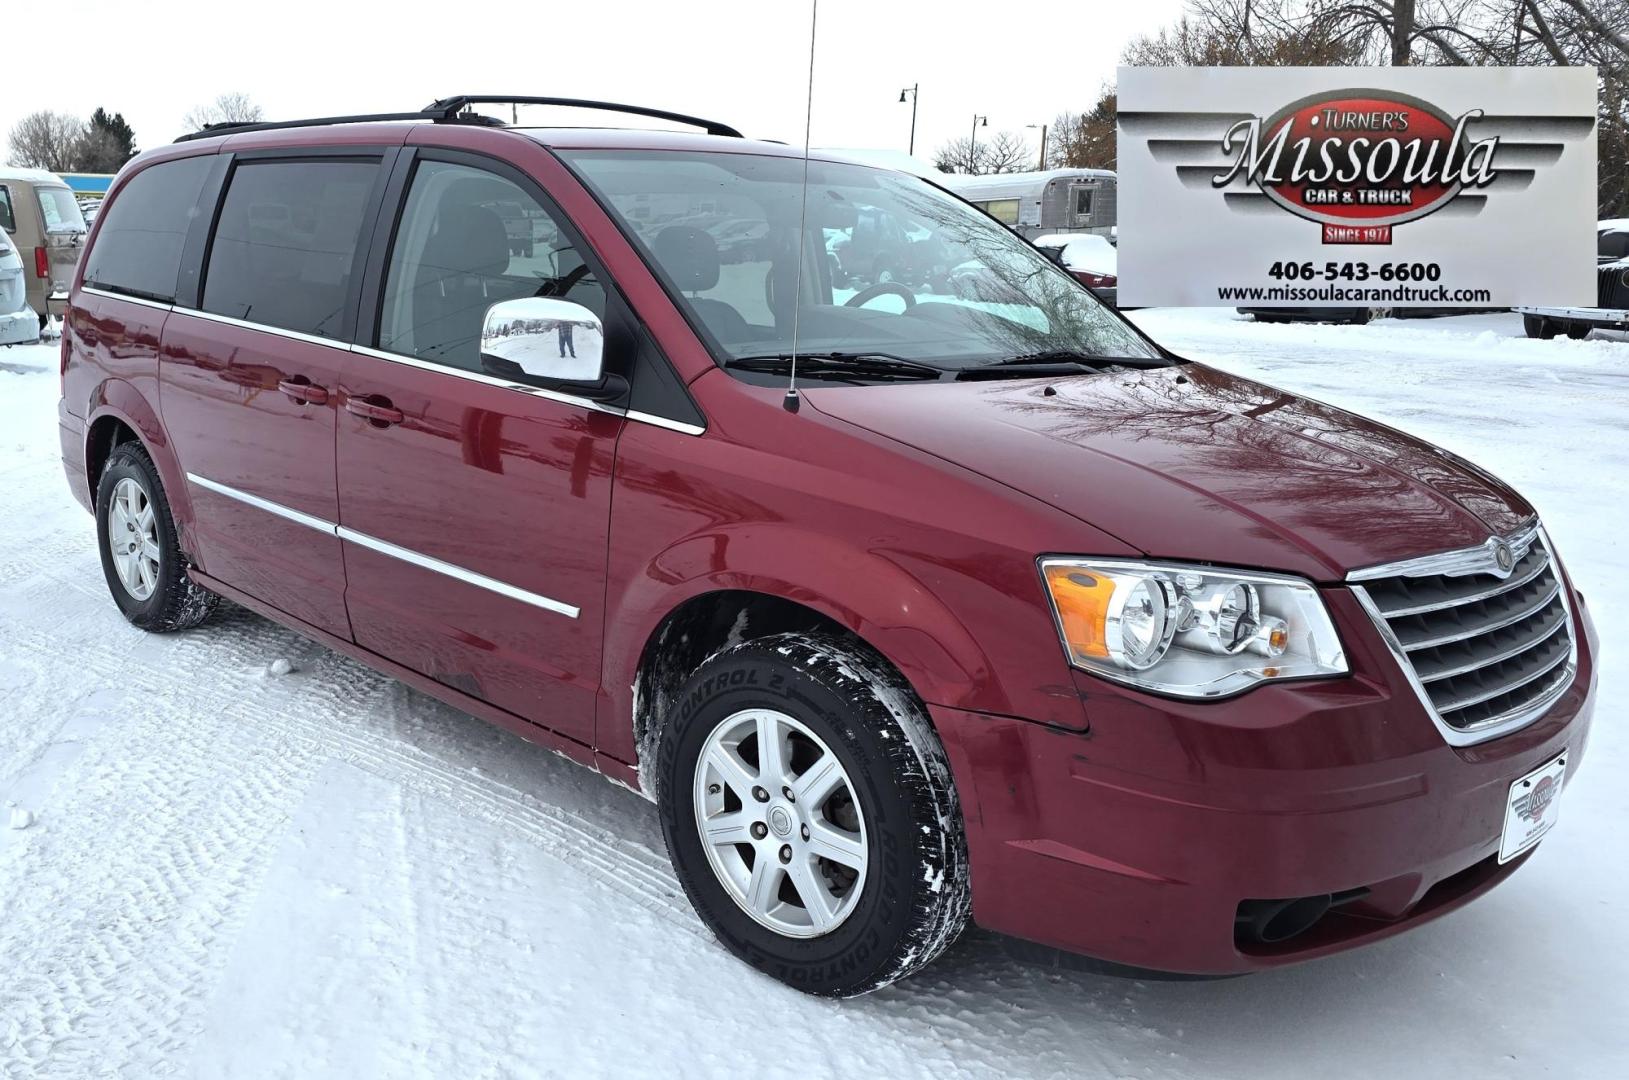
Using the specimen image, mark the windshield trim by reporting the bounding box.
[552,146,1180,384]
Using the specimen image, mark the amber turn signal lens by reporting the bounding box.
[1043,564,1114,661]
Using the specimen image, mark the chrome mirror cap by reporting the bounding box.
[480,297,604,384]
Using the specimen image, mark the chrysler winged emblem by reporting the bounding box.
[1492,538,1514,575]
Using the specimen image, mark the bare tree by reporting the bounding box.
[933,136,989,174]
[7,111,85,171]
[981,131,1033,173]
[934,131,1034,175]
[183,92,265,132]
[1125,4,1365,65]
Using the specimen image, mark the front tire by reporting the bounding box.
[1523,314,1557,339]
[95,441,219,632]
[657,633,970,997]
[1564,321,1591,340]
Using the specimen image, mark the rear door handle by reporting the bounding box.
[345,395,405,425]
[278,376,330,405]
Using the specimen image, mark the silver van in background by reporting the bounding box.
[0,168,88,328]
[0,228,41,345]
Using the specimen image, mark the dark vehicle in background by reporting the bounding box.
[0,167,88,328]
[1517,222,1629,340]
[1031,232,1118,306]
[58,96,1596,1000]
[1239,305,1378,325]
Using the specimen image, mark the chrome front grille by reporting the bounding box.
[1349,523,1576,745]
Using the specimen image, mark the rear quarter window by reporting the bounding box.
[201,159,379,339]
[83,156,215,303]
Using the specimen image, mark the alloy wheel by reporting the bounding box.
[692,708,868,938]
[108,476,160,601]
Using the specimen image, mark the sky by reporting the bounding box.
[6,0,1186,166]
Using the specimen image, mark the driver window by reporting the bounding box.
[379,161,605,371]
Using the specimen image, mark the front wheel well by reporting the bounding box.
[86,415,140,496]
[632,591,895,796]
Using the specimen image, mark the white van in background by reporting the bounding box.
[0,228,42,345]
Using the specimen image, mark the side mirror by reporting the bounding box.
[479,297,625,400]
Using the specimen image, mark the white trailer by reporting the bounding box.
[940,168,1117,239]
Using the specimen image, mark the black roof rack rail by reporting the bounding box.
[173,95,742,144]
[424,95,743,138]
[173,110,504,143]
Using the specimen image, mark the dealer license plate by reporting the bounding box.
[1499,754,1567,863]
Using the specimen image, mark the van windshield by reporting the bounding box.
[36,186,86,233]
[560,150,1158,372]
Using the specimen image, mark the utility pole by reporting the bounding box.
[969,113,987,173]
[1028,123,1048,170]
[899,84,919,155]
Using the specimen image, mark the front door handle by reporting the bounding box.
[278,376,330,405]
[345,395,405,425]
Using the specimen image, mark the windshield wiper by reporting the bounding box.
[956,349,1173,380]
[724,352,944,382]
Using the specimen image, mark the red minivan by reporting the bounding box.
[58,97,1597,997]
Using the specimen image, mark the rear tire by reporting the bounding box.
[657,632,970,997]
[1564,322,1591,340]
[95,440,219,632]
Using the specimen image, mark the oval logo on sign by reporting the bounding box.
[1213,89,1503,230]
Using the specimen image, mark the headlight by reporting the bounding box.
[1039,558,1348,698]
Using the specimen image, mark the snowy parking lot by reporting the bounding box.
[2,309,1626,1079]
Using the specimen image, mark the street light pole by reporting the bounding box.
[898,84,919,155]
[970,113,987,173]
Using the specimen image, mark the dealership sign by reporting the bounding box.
[1117,67,1597,308]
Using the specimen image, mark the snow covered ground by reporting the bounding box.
[1,309,1626,1078]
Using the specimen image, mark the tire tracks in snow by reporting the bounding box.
[0,564,702,1077]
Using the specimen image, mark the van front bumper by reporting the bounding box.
[933,589,1598,975]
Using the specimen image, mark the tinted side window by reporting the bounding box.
[82,156,214,302]
[0,185,14,232]
[1599,231,1629,261]
[203,160,379,338]
[378,160,605,371]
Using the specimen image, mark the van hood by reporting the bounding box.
[807,363,1532,581]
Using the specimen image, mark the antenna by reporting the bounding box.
[784,0,819,414]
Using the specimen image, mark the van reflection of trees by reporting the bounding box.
[994,363,1512,547]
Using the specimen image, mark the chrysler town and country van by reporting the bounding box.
[1,167,87,328]
[58,97,1598,997]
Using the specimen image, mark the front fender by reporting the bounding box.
[640,522,990,691]
[599,521,1088,764]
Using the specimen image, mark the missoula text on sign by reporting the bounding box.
[1116,66,1598,309]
